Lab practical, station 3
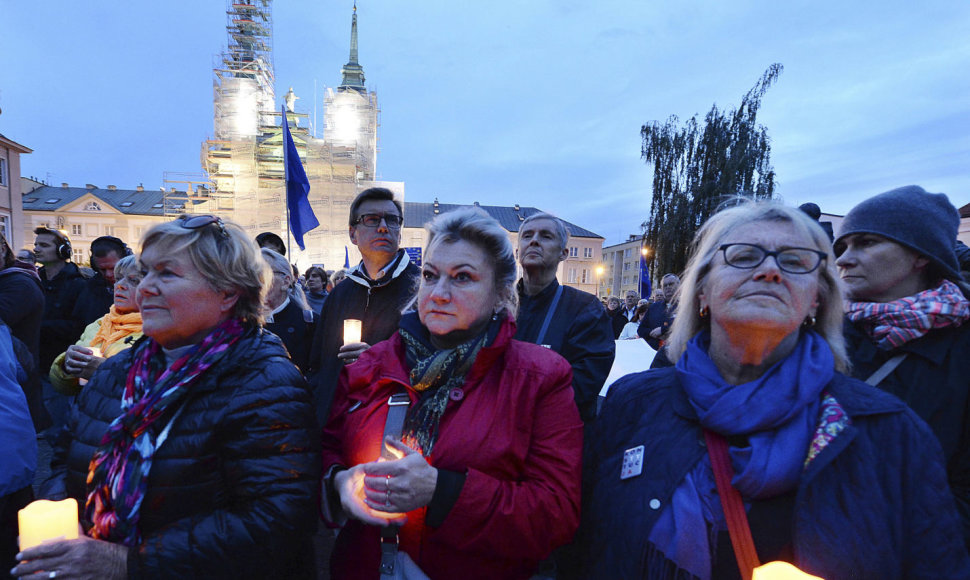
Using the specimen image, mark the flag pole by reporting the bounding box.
[282,107,292,257]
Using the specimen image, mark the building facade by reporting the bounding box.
[0,134,32,249]
[600,235,649,300]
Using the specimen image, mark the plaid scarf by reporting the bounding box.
[398,312,499,456]
[85,317,246,546]
[845,280,970,350]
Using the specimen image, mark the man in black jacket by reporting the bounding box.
[71,236,129,329]
[33,227,86,437]
[514,212,615,422]
[308,188,419,426]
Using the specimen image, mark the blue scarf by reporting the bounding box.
[647,330,834,578]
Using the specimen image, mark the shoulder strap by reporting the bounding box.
[865,353,908,386]
[535,284,564,346]
[705,429,760,580]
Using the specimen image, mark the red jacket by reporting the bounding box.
[321,315,583,579]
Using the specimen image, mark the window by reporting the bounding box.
[624,248,631,258]
[581,269,589,284]
[120,201,134,207]
[583,247,593,259]
[71,224,82,236]
[569,247,578,258]
[567,268,577,283]
[623,263,630,271]
[152,203,163,209]
[104,226,116,236]
[45,198,60,204]
[84,201,102,211]
[622,276,629,285]
[24,198,38,203]
[0,215,8,242]
[72,248,84,263]
[0,158,7,186]
[134,226,144,240]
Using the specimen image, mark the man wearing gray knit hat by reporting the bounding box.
[836,184,970,547]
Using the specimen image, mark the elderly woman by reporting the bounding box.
[262,248,317,373]
[49,255,143,395]
[320,207,582,579]
[571,202,969,579]
[835,185,970,545]
[618,302,649,340]
[17,215,320,579]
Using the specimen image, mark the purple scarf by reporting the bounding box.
[85,318,246,546]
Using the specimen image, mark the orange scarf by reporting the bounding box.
[90,306,143,352]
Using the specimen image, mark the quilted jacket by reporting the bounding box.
[44,326,321,579]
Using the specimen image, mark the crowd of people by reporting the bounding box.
[2,184,970,579]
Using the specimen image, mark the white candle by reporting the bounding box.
[89,347,103,359]
[753,561,823,580]
[343,319,362,345]
[18,498,79,550]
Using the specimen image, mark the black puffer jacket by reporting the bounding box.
[45,326,321,579]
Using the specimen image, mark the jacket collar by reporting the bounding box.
[346,250,411,289]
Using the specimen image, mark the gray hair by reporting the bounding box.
[113,255,139,281]
[665,201,848,373]
[423,207,519,318]
[261,248,310,311]
[520,212,570,252]
[141,216,270,326]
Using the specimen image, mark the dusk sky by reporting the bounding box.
[2,1,967,245]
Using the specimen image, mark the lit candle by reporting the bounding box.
[89,347,103,359]
[343,319,362,345]
[753,561,823,580]
[18,498,79,550]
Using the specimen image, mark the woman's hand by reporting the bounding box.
[362,438,438,514]
[63,346,106,379]
[334,464,406,527]
[12,533,128,580]
[337,342,371,365]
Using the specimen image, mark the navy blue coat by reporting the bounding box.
[573,367,970,579]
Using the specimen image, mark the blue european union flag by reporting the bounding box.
[282,106,319,250]
[639,252,652,300]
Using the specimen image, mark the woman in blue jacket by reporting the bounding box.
[573,202,970,579]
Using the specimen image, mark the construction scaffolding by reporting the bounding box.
[199,1,397,270]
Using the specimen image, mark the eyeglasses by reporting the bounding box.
[178,215,229,238]
[353,213,403,229]
[718,243,827,274]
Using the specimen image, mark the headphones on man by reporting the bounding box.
[91,235,133,258]
[35,227,72,261]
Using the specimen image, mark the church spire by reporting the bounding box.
[339,2,366,92]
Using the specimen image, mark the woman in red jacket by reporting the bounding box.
[320,207,583,579]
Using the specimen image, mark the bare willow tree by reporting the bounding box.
[641,63,782,279]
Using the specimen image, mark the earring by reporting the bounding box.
[699,305,709,318]
[803,315,816,327]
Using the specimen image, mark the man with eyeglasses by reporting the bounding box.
[307,187,420,426]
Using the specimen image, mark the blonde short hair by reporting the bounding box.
[665,201,848,373]
[141,215,269,325]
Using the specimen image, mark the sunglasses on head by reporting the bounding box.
[178,215,229,238]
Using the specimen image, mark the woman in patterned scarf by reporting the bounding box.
[49,255,143,395]
[17,215,319,579]
[571,201,969,579]
[320,207,582,579]
[836,185,970,546]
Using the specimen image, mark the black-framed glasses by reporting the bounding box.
[353,213,403,229]
[178,215,229,238]
[719,243,827,274]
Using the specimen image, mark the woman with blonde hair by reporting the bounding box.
[20,215,319,579]
[572,201,969,579]
[49,255,143,395]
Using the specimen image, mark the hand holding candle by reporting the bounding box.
[753,561,824,580]
[18,498,79,550]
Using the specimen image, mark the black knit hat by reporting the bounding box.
[835,185,961,280]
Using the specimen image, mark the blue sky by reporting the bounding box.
[2,0,967,245]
